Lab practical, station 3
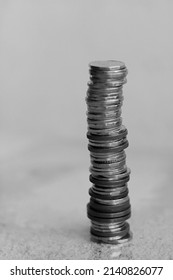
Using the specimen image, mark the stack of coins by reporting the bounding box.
[86,60,131,244]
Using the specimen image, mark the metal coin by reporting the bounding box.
[90,222,129,237]
[89,198,130,212]
[89,174,130,186]
[89,187,128,200]
[91,150,126,163]
[87,204,131,218]
[90,231,132,244]
[89,60,126,71]
[92,184,127,193]
[87,212,131,223]
[89,70,128,81]
[88,140,129,153]
[90,224,129,238]
[87,126,127,141]
[92,195,129,205]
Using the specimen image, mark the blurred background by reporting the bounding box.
[0,0,173,259]
[1,0,173,150]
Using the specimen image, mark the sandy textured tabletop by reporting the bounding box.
[0,135,172,259]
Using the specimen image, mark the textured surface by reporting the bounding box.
[0,134,173,260]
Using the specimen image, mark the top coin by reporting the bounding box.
[89,60,126,71]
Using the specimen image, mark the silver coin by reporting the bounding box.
[89,60,126,71]
[90,231,132,244]
[89,137,125,147]
[91,221,129,233]
[90,150,126,162]
[89,69,128,80]
[92,184,127,194]
[91,168,130,180]
[87,85,123,92]
[88,78,127,89]
[90,165,127,176]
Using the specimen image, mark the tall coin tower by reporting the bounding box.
[86,60,131,244]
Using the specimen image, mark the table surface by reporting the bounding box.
[0,134,172,260]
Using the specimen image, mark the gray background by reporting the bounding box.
[0,0,173,259]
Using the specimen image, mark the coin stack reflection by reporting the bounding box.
[86,60,131,244]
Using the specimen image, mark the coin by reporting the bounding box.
[89,60,126,71]
[87,212,131,223]
[87,125,127,141]
[90,222,129,237]
[90,231,132,244]
[89,199,130,212]
[87,204,131,218]
[92,184,127,193]
[89,187,128,200]
[88,140,129,153]
[89,174,130,186]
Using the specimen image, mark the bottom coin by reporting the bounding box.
[90,222,129,237]
[90,231,132,244]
